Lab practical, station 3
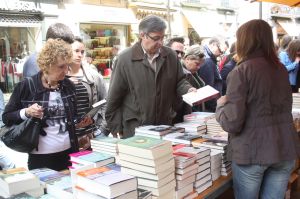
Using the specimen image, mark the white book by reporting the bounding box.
[75,187,138,199]
[119,152,173,167]
[118,158,174,174]
[121,166,174,181]
[176,174,196,190]
[163,132,201,145]
[138,172,175,188]
[175,168,198,181]
[194,174,212,188]
[182,85,220,107]
[195,180,212,194]
[135,125,173,136]
[196,168,211,181]
[174,155,196,169]
[46,176,73,199]
[198,161,211,173]
[197,155,211,166]
[183,191,198,199]
[175,183,193,199]
[76,99,106,123]
[175,163,198,175]
[174,146,211,160]
[139,179,176,196]
[0,167,40,196]
[76,165,137,198]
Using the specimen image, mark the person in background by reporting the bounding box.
[220,42,237,95]
[23,23,74,78]
[216,19,300,199]
[198,37,224,112]
[279,34,292,53]
[165,36,185,60]
[0,89,15,170]
[279,39,300,93]
[83,52,98,72]
[3,39,77,171]
[67,37,108,151]
[105,15,195,138]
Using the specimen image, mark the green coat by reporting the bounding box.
[105,42,192,138]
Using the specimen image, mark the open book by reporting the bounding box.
[76,99,106,123]
[182,85,220,106]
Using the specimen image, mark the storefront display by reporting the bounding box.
[0,27,38,92]
[80,23,129,76]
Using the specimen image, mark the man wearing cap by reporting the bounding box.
[105,15,196,138]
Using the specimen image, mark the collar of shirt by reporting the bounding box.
[141,46,160,72]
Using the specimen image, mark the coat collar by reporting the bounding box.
[131,41,170,61]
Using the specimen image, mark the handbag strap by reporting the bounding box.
[25,76,36,94]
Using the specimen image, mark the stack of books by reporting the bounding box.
[210,150,222,181]
[174,122,207,135]
[30,167,70,196]
[293,93,300,109]
[172,144,197,198]
[91,136,119,157]
[75,164,138,198]
[118,136,176,199]
[69,150,115,169]
[174,145,212,194]
[206,117,228,135]
[0,167,41,198]
[183,112,216,123]
[163,131,202,146]
[135,125,176,139]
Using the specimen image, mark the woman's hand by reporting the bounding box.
[25,103,44,119]
[75,116,94,128]
[217,95,228,106]
[187,87,197,93]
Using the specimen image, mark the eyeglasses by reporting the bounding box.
[146,33,166,42]
[175,50,185,57]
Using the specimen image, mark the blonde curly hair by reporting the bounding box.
[37,38,73,74]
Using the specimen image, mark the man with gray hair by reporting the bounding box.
[105,15,195,138]
[198,37,225,112]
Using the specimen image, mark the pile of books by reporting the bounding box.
[0,167,41,198]
[293,93,300,109]
[206,117,228,135]
[75,164,138,198]
[135,125,178,139]
[183,112,216,123]
[91,136,119,157]
[175,145,212,194]
[210,150,222,181]
[174,122,207,135]
[172,144,197,199]
[118,136,176,199]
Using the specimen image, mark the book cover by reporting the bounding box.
[135,125,173,136]
[163,132,201,145]
[182,85,220,106]
[70,151,115,167]
[118,136,173,159]
[0,167,40,196]
[76,164,137,198]
[76,99,106,122]
[46,176,73,199]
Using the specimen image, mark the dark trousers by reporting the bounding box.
[28,148,72,171]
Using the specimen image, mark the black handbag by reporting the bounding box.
[0,117,41,153]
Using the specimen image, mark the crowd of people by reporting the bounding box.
[0,14,300,199]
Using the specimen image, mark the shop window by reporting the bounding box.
[0,27,38,92]
[80,23,129,76]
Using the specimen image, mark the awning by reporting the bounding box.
[252,0,300,7]
[182,10,222,38]
[136,8,169,20]
[63,4,138,25]
[277,20,300,36]
[0,12,43,27]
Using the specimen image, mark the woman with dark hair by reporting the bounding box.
[67,37,108,151]
[279,39,300,92]
[216,19,300,199]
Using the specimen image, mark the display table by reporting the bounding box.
[196,175,233,199]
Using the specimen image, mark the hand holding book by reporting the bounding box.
[217,95,228,106]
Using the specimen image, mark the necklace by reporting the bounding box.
[43,76,60,91]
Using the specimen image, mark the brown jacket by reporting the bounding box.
[106,42,192,138]
[216,50,300,164]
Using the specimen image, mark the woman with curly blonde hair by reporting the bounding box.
[3,38,79,171]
